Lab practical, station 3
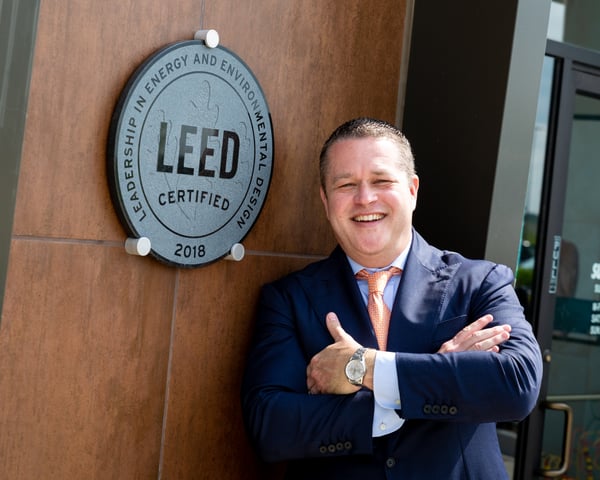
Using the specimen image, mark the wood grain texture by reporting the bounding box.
[202,0,407,255]
[160,255,314,479]
[13,0,203,240]
[2,0,407,478]
[0,240,175,479]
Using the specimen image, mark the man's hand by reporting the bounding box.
[306,312,511,395]
[306,313,369,395]
[437,314,511,354]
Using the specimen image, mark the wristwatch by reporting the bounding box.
[345,347,367,386]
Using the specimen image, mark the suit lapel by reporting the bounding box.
[387,231,460,353]
[301,247,380,349]
[297,233,461,354]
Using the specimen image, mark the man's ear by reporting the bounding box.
[320,187,329,219]
[409,175,419,211]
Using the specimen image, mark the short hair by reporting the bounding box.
[319,117,416,190]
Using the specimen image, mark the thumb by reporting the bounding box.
[325,312,346,342]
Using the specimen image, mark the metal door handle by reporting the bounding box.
[536,402,573,478]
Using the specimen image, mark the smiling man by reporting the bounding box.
[319,125,418,269]
[241,118,542,479]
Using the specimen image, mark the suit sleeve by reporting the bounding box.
[241,281,374,463]
[395,263,543,423]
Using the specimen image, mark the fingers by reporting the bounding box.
[306,313,362,395]
[471,325,511,352]
[325,312,361,351]
[453,314,493,343]
[325,312,346,342]
[306,362,318,394]
[438,314,512,354]
[306,371,317,395]
[438,315,491,353]
[442,315,492,350]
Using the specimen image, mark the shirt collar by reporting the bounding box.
[347,233,412,275]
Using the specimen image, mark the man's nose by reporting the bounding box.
[355,183,376,204]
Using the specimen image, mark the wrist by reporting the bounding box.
[362,348,377,390]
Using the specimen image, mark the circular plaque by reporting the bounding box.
[107,40,273,267]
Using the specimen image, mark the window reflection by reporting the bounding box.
[549,0,600,52]
[514,56,555,319]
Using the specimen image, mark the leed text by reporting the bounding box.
[156,123,240,178]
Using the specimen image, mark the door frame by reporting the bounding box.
[514,40,600,479]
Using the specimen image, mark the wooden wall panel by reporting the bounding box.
[202,0,407,255]
[0,241,175,479]
[160,255,313,479]
[1,0,407,478]
[13,1,204,240]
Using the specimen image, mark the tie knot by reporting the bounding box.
[356,267,402,294]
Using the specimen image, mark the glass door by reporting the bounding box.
[513,42,600,479]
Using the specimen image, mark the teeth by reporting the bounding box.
[354,214,384,222]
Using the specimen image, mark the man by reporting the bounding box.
[241,118,542,479]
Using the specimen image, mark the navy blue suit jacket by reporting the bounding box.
[241,230,542,479]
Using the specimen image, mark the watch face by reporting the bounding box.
[345,359,366,381]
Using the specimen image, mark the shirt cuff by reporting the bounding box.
[372,350,404,437]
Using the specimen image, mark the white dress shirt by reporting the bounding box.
[347,236,411,437]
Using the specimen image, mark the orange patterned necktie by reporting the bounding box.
[355,267,402,351]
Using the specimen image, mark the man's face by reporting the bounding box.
[320,137,419,268]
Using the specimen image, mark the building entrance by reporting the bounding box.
[511,41,600,479]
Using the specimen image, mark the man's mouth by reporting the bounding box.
[353,213,385,222]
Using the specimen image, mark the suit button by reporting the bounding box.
[327,444,336,453]
[344,441,352,450]
[336,442,344,451]
[319,446,327,454]
[441,405,448,415]
[449,406,458,415]
[386,457,396,468]
[432,405,440,414]
[423,404,431,414]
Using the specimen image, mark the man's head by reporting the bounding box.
[319,117,416,191]
[319,118,419,268]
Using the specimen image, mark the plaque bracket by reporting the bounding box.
[194,29,219,48]
[125,237,151,257]
[225,243,245,262]
[124,237,244,263]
